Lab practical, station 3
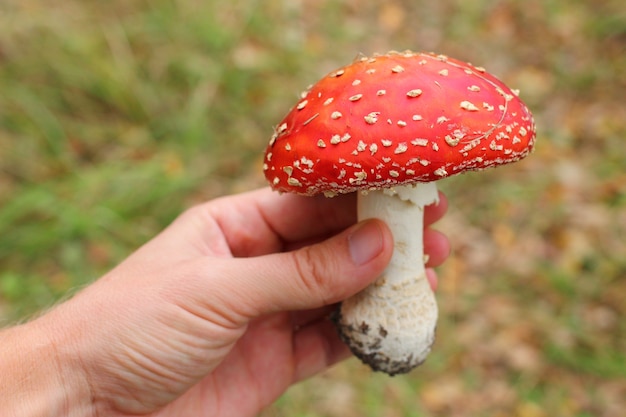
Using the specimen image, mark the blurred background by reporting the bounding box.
[1,0,624,415]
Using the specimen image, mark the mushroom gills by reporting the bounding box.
[333,182,439,375]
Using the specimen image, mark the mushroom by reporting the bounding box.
[263,51,536,375]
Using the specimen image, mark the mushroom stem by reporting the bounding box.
[335,182,439,375]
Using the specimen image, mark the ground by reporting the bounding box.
[1,1,624,416]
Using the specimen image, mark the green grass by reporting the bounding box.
[2,0,625,415]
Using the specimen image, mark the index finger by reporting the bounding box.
[252,188,447,240]
[211,188,447,257]
[207,188,357,257]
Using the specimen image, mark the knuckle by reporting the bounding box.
[291,246,332,305]
[179,203,211,224]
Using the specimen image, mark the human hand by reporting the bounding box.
[17,187,449,416]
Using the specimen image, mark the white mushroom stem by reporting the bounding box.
[335,182,439,375]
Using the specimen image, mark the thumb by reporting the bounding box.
[225,219,393,317]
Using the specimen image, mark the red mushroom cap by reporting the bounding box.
[263,51,536,196]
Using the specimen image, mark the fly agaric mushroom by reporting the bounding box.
[263,51,536,375]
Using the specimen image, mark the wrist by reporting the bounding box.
[0,310,94,417]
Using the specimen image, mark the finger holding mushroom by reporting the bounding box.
[263,51,536,375]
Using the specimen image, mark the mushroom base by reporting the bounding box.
[333,183,439,376]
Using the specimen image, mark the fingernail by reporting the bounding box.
[348,221,384,265]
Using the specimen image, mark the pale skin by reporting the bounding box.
[0,187,449,417]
